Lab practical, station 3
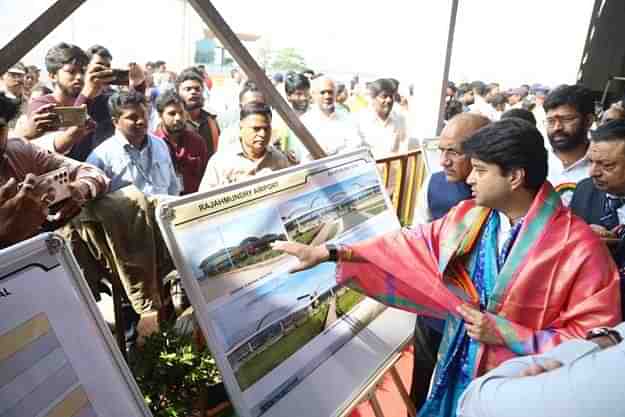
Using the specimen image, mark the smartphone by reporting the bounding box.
[52,106,87,128]
[41,167,72,206]
[18,167,72,206]
[110,68,130,86]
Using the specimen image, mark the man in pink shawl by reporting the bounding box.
[273,118,621,417]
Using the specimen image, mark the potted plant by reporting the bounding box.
[129,323,230,417]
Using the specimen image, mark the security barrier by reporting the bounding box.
[376,149,427,226]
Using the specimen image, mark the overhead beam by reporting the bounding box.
[0,0,88,74]
[187,0,327,159]
[436,0,459,135]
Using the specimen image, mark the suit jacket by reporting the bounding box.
[571,177,625,320]
[570,177,606,224]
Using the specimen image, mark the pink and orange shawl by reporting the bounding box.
[337,182,621,375]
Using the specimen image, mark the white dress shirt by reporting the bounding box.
[547,155,590,206]
[299,106,362,160]
[356,108,407,159]
[199,142,293,191]
[469,96,498,121]
[458,323,625,417]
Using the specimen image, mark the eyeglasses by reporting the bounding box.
[544,114,579,128]
[439,148,464,160]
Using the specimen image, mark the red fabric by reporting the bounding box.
[153,127,209,195]
[338,183,621,375]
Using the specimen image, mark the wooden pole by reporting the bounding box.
[187,0,327,159]
[0,0,88,74]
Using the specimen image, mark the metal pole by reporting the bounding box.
[577,0,604,84]
[0,0,88,74]
[187,0,327,159]
[436,0,460,135]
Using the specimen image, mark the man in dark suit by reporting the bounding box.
[570,119,625,318]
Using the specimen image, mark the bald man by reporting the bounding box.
[414,113,491,224]
[298,76,362,160]
[410,112,490,409]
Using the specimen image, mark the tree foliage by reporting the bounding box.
[269,48,307,72]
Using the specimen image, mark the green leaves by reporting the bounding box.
[129,323,222,417]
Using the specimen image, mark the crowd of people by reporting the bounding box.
[0,41,415,349]
[2,39,625,416]
[275,85,625,416]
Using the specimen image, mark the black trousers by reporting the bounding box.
[410,316,443,411]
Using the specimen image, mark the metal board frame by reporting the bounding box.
[0,233,153,417]
[155,149,415,417]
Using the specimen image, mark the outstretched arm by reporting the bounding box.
[271,241,365,273]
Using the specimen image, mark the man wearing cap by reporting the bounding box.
[1,62,27,128]
[506,88,525,110]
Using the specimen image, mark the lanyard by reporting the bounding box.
[124,137,154,186]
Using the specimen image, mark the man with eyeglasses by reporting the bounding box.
[544,84,595,206]
[410,112,489,410]
[274,118,621,417]
[413,113,490,224]
[570,120,625,319]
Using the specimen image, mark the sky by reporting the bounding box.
[279,172,380,221]
[212,261,336,350]
[175,204,285,277]
[2,0,594,88]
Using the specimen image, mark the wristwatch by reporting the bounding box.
[326,243,339,262]
[585,327,623,345]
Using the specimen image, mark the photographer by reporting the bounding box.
[2,91,174,346]
[0,92,109,247]
[17,43,145,161]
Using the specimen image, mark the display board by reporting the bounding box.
[157,149,415,417]
[0,233,153,417]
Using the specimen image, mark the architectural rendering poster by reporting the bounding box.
[157,150,415,417]
[0,234,152,417]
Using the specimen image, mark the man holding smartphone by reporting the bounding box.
[3,88,175,349]
[0,92,109,248]
[20,43,145,161]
